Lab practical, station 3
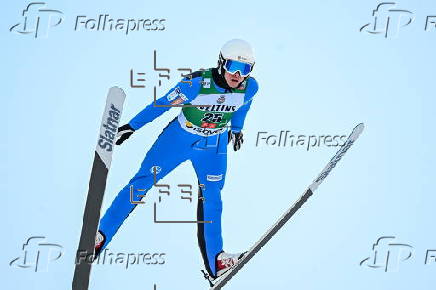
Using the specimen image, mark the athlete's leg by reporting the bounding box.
[99,120,195,249]
[191,132,228,277]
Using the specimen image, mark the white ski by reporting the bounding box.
[208,123,365,289]
[72,87,126,290]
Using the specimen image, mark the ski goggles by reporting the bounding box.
[223,59,253,77]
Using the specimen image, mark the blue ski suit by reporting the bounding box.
[99,68,258,276]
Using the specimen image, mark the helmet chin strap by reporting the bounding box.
[212,67,233,92]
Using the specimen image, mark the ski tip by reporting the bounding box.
[108,86,126,97]
[350,123,365,140]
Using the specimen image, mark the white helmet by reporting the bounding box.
[218,39,255,77]
[220,39,255,64]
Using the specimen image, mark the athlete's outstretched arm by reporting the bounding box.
[129,77,202,130]
[114,76,202,145]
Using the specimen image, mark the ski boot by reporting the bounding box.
[94,230,106,258]
[202,251,246,286]
[216,251,245,276]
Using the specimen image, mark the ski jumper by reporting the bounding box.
[99,68,259,277]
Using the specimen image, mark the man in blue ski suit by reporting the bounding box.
[95,39,258,279]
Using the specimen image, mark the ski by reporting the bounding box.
[72,87,126,290]
[208,123,365,289]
